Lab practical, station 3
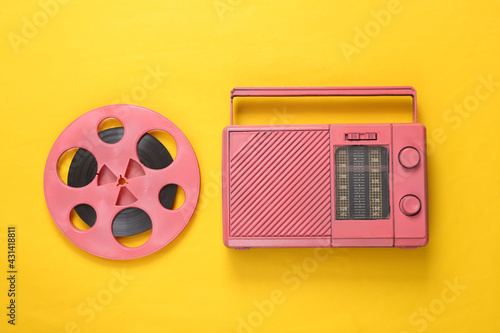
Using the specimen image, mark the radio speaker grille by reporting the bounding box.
[229,130,331,237]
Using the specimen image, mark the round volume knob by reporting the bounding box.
[399,147,420,169]
[399,195,421,216]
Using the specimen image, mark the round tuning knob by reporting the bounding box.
[399,195,421,216]
[399,147,420,169]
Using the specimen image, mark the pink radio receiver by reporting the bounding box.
[222,87,428,249]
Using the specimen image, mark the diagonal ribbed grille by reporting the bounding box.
[229,130,331,237]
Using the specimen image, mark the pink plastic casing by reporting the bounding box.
[222,87,428,249]
[44,105,200,260]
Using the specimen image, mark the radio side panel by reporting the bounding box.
[392,123,428,247]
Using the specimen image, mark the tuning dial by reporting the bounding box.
[399,147,420,169]
[399,195,421,216]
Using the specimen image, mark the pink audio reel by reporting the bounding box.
[222,87,428,249]
[44,105,200,260]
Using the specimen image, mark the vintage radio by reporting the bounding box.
[222,87,428,249]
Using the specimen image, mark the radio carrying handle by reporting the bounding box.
[230,86,418,125]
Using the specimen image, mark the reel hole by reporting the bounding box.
[137,130,177,169]
[159,184,185,210]
[115,230,152,248]
[113,208,152,247]
[58,148,97,187]
[98,118,124,144]
[70,204,96,231]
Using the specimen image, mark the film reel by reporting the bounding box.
[44,105,200,260]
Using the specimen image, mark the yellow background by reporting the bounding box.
[1,0,499,332]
